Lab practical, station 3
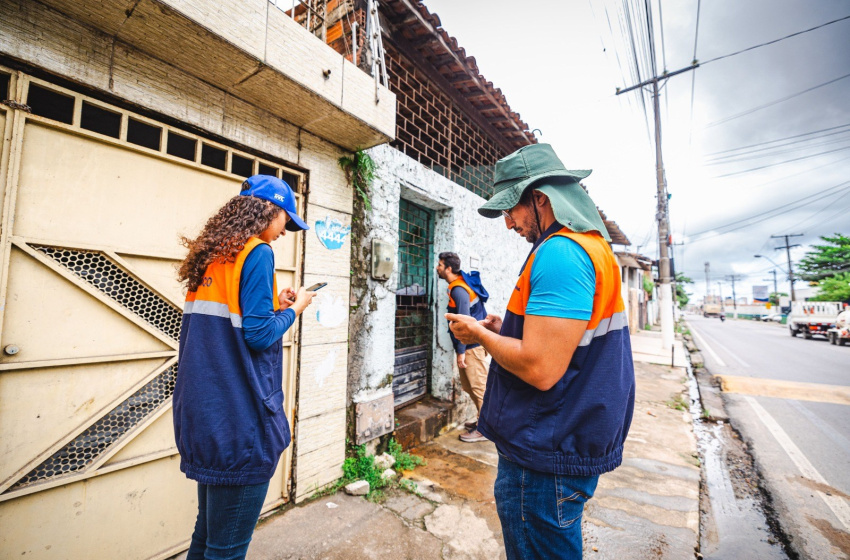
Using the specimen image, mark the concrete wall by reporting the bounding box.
[348,144,529,419]
[0,0,377,503]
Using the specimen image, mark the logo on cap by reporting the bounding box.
[274,193,286,202]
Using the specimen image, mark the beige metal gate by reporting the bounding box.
[0,70,304,560]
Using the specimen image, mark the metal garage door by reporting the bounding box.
[0,70,303,560]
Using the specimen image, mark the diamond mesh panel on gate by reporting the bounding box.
[33,245,181,341]
[9,364,178,491]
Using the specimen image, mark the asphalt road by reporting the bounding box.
[686,313,850,559]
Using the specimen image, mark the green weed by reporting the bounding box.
[666,394,688,412]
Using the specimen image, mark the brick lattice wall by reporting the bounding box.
[385,44,507,199]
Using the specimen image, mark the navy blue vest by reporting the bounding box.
[477,223,636,476]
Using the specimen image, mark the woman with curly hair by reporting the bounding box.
[173,175,315,560]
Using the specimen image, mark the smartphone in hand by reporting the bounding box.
[306,282,327,291]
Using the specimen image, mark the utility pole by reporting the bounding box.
[725,274,744,319]
[618,62,699,350]
[772,234,803,302]
[764,270,778,303]
[704,262,711,304]
[716,281,724,313]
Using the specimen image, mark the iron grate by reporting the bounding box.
[395,200,434,351]
[33,245,181,341]
[9,364,178,491]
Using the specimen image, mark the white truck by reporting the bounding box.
[788,301,846,339]
[827,309,849,346]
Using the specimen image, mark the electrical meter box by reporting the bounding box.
[371,239,394,281]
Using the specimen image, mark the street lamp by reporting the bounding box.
[755,254,794,305]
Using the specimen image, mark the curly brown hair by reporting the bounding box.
[178,195,283,292]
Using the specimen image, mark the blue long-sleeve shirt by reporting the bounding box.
[240,244,296,351]
[448,286,478,354]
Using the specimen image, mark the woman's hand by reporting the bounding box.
[278,287,297,310]
[289,287,317,316]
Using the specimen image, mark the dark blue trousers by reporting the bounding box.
[186,481,270,560]
[495,456,599,560]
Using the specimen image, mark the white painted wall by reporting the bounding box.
[349,145,529,415]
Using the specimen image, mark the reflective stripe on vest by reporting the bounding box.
[447,278,480,307]
[183,237,279,327]
[506,228,626,346]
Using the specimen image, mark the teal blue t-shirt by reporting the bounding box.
[525,237,595,320]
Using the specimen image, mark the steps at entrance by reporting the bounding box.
[394,398,462,451]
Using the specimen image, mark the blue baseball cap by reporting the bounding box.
[241,175,309,232]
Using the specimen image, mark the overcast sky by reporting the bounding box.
[422,0,850,303]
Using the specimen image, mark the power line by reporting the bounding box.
[713,145,850,178]
[705,135,850,165]
[705,123,850,156]
[784,189,850,232]
[687,0,701,147]
[706,72,850,128]
[687,182,850,240]
[619,0,653,143]
[700,14,850,66]
[657,0,668,121]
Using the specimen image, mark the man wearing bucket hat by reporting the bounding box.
[446,144,635,559]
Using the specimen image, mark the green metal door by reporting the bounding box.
[393,199,434,408]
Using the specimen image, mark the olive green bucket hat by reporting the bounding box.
[478,143,611,242]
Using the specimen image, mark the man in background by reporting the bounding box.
[436,252,490,443]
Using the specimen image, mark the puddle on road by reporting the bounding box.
[687,369,790,560]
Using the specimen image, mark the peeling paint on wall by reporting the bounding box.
[315,216,351,250]
[348,144,529,408]
[316,293,346,328]
[314,348,338,388]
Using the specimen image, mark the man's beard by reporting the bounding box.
[524,223,542,243]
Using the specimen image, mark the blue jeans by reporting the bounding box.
[494,456,599,560]
[186,481,270,560]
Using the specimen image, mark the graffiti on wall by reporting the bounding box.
[315,216,351,250]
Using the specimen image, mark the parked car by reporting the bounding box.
[761,313,783,322]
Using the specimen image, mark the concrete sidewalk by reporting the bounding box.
[178,332,699,559]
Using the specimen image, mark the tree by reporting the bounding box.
[798,234,850,282]
[768,292,788,305]
[675,273,693,307]
[810,271,850,303]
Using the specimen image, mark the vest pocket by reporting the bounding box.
[263,389,284,414]
[263,388,291,464]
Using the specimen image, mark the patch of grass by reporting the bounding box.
[666,394,688,412]
[342,445,386,493]
[399,478,422,497]
[388,438,425,472]
[335,439,426,500]
[702,408,711,419]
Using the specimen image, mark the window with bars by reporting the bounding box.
[395,199,433,349]
[20,79,304,186]
[393,199,434,408]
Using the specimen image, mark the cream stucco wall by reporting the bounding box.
[0,0,381,504]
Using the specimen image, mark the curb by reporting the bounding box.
[681,325,730,423]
